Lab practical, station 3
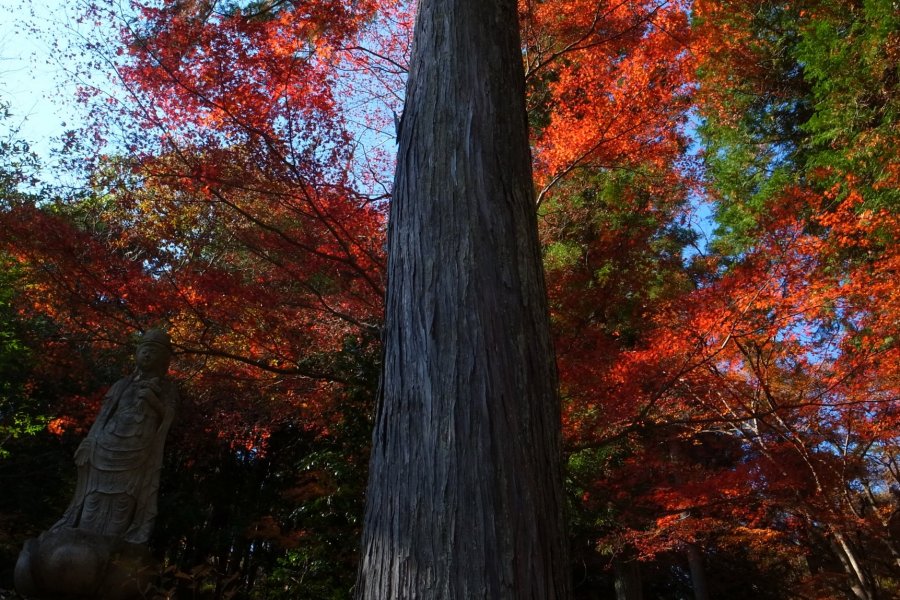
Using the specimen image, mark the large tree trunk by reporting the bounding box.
[355,0,569,598]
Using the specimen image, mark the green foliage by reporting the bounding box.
[796,0,899,208]
[144,335,377,598]
[698,0,900,256]
[542,168,696,346]
[0,262,85,585]
[698,2,811,255]
[567,444,625,532]
[0,107,46,459]
[251,344,374,599]
[253,447,365,600]
[566,444,625,599]
[695,1,811,254]
[545,241,582,271]
[0,262,34,457]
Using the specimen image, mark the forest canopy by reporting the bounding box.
[0,0,897,598]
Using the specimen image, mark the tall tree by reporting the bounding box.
[356,0,569,598]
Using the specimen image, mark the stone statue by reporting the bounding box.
[15,329,177,599]
[55,329,177,543]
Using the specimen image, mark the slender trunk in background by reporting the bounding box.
[613,555,644,600]
[833,531,875,600]
[667,440,709,600]
[356,0,570,597]
[686,543,709,600]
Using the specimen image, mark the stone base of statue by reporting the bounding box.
[14,528,156,600]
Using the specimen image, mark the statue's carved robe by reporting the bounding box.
[54,373,177,544]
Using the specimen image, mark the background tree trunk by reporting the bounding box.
[613,556,644,600]
[685,543,709,600]
[356,0,569,598]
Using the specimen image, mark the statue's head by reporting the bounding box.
[135,329,172,375]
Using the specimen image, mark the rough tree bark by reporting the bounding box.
[355,0,570,598]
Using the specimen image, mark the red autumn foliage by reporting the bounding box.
[2,0,897,596]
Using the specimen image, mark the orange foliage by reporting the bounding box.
[2,0,897,594]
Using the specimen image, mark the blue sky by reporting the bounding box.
[0,0,84,160]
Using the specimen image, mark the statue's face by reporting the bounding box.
[135,343,170,374]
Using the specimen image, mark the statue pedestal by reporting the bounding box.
[14,528,156,600]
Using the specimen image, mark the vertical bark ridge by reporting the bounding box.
[357,0,569,597]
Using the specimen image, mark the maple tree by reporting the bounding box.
[599,1,900,598]
[706,0,897,585]
[3,0,391,471]
[1,0,395,592]
[525,1,899,598]
[521,1,715,596]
